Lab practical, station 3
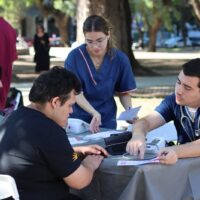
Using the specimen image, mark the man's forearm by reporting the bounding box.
[171,139,200,158]
[133,118,151,137]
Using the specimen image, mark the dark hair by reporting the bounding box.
[29,66,81,105]
[83,15,110,34]
[36,24,45,33]
[182,58,200,88]
[83,15,114,56]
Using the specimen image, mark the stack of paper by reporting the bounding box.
[68,137,87,145]
[117,106,141,121]
[117,157,159,166]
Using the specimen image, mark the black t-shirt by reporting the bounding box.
[0,107,81,200]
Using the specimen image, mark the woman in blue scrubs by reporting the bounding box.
[65,15,136,132]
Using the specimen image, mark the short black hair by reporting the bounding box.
[182,58,200,88]
[29,66,81,105]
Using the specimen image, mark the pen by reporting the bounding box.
[161,151,168,156]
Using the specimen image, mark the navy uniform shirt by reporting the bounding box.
[65,44,136,129]
[155,93,200,144]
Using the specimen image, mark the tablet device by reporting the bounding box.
[104,131,132,155]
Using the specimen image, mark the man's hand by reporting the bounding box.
[90,111,101,133]
[82,155,104,172]
[157,148,178,165]
[126,134,146,159]
[74,144,108,157]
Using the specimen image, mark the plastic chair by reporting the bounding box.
[0,175,19,200]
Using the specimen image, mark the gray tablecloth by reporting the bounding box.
[76,156,200,200]
[70,131,200,200]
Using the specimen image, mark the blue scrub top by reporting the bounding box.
[64,44,136,129]
[155,93,200,144]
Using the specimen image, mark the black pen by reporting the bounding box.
[161,151,168,156]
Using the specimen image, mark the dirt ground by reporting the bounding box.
[12,54,184,82]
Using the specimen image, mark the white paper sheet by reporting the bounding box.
[66,118,90,134]
[117,157,160,166]
[68,137,88,145]
[117,106,141,121]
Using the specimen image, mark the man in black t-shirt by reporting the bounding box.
[0,66,108,200]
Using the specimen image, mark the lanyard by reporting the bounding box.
[180,106,200,141]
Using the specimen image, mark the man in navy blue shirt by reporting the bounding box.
[126,58,200,165]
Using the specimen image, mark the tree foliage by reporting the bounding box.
[0,0,35,28]
[130,0,181,51]
[0,0,75,43]
[34,0,76,45]
[35,0,75,16]
[53,0,75,16]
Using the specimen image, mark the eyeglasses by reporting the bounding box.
[85,36,107,47]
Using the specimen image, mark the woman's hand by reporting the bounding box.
[90,111,101,133]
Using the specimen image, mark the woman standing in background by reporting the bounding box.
[33,25,50,73]
[65,15,137,132]
[0,17,17,110]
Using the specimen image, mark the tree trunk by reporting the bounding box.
[36,0,69,45]
[51,11,69,45]
[76,0,89,43]
[190,0,200,22]
[76,0,155,75]
[148,17,162,52]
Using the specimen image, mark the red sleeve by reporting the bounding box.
[0,18,17,109]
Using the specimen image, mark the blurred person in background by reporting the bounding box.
[0,17,17,110]
[0,65,4,122]
[33,24,50,73]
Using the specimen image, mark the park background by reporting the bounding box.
[1,0,200,128]
[12,48,200,129]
